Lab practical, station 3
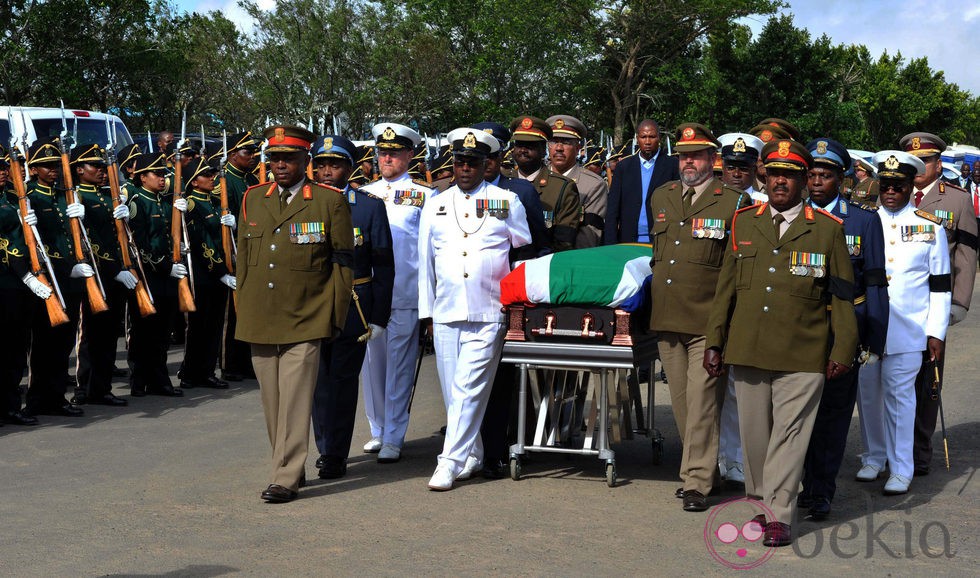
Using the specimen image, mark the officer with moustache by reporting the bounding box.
[310,134,394,480]
[545,115,607,247]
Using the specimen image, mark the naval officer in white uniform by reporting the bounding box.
[857,150,950,496]
[360,123,435,463]
[419,127,532,491]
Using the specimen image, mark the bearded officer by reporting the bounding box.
[898,131,977,476]
[704,139,858,547]
[545,115,607,247]
[237,125,353,502]
[310,134,394,479]
[360,123,434,463]
[419,127,531,490]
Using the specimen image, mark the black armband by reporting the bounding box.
[957,229,979,251]
[371,248,394,266]
[582,212,605,230]
[828,276,855,301]
[552,224,577,243]
[863,267,888,287]
[928,273,951,292]
[332,249,353,268]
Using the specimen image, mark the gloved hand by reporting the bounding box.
[170,263,188,279]
[70,263,95,278]
[949,304,967,325]
[112,204,130,220]
[66,202,85,219]
[22,273,52,300]
[114,270,139,289]
[220,274,237,290]
[220,214,236,228]
[23,209,37,227]
[117,191,127,204]
[368,323,384,341]
[864,353,880,365]
[173,198,188,213]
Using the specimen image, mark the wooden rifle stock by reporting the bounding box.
[9,157,69,326]
[218,173,237,312]
[258,161,267,184]
[171,161,196,312]
[60,151,109,313]
[107,164,155,317]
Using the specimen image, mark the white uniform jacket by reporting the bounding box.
[418,181,531,323]
[877,203,951,354]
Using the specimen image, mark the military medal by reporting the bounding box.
[543,210,554,228]
[845,234,861,256]
[789,251,826,277]
[290,221,324,244]
[935,210,954,230]
[901,225,935,242]
[690,218,725,240]
[393,189,425,207]
[353,227,363,246]
[476,198,510,219]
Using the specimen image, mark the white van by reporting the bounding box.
[0,106,134,154]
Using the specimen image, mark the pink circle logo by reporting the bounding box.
[703,498,776,569]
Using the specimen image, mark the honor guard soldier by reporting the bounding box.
[237,125,353,503]
[429,145,454,192]
[545,115,608,247]
[360,122,434,463]
[220,132,260,382]
[419,127,531,490]
[583,141,606,176]
[348,145,376,189]
[850,157,879,204]
[127,153,184,398]
[23,138,90,418]
[899,131,977,476]
[648,123,749,512]
[0,146,39,425]
[856,150,950,495]
[508,115,581,252]
[70,143,130,407]
[175,158,236,390]
[704,139,859,547]
[799,138,889,519]
[605,139,632,183]
[310,134,394,480]
[118,143,142,199]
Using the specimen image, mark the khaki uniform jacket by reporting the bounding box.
[706,202,859,373]
[649,178,749,335]
[916,179,978,311]
[526,169,582,253]
[551,163,607,248]
[235,181,354,345]
[850,178,879,204]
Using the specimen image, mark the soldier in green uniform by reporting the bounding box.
[704,139,858,548]
[69,144,130,407]
[118,143,141,201]
[175,158,237,390]
[348,145,376,189]
[508,115,581,252]
[126,153,184,397]
[850,157,879,204]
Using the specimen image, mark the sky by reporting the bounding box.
[173,0,980,96]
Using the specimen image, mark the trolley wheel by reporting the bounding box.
[605,462,617,487]
[510,457,523,481]
[651,439,664,465]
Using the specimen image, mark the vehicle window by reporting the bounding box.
[0,119,9,149]
[32,117,133,153]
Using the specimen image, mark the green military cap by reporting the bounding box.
[760,139,813,172]
[583,143,606,167]
[262,125,315,153]
[70,143,107,166]
[356,145,374,164]
[229,131,258,152]
[27,137,61,166]
[184,157,217,186]
[204,141,224,168]
[132,153,167,174]
[119,143,142,167]
[607,140,632,162]
[509,115,552,142]
[178,140,200,156]
[899,132,946,158]
[750,118,800,143]
[674,123,719,153]
[546,115,587,140]
[873,150,925,180]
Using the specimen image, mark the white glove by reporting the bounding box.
[70,263,95,278]
[114,270,139,290]
[170,263,188,278]
[949,304,967,325]
[112,204,130,220]
[118,191,128,204]
[22,273,52,300]
[220,274,237,290]
[66,202,85,219]
[23,209,37,226]
[220,214,236,228]
[863,353,879,366]
[368,323,384,341]
[173,198,188,213]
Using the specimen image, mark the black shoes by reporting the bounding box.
[682,490,708,512]
[808,497,831,521]
[71,393,128,407]
[3,411,39,426]
[261,484,298,503]
[317,456,347,479]
[482,460,509,479]
[30,403,84,417]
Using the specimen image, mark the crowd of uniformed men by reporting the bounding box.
[1,111,975,547]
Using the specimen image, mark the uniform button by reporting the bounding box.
[772,249,778,255]
[464,213,469,218]
[768,267,776,273]
[669,259,675,265]
[463,272,469,278]
[666,279,672,285]
[463,233,468,238]
[270,244,277,251]
[886,275,892,281]
[679,221,684,226]
[766,286,772,292]
[268,263,275,269]
[275,228,280,234]
[268,282,274,289]
[889,240,895,245]
[891,224,897,229]
[888,257,893,263]
[462,251,467,256]
[763,306,769,312]
[674,240,680,246]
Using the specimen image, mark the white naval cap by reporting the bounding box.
[371,123,423,150]
[873,150,926,179]
[446,127,500,157]
[718,132,764,162]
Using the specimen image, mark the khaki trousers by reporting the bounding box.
[252,341,321,491]
[657,332,724,494]
[733,366,824,525]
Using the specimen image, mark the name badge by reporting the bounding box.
[477,198,509,219]
[690,218,725,239]
[901,225,935,242]
[290,222,325,244]
[353,226,363,246]
[543,210,554,228]
[845,234,861,256]
[393,189,425,207]
[789,251,826,278]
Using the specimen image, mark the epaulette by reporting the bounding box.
[915,209,942,224]
[363,192,383,201]
[412,178,431,188]
[941,181,967,194]
[315,183,344,194]
[245,182,271,193]
[849,200,876,212]
[735,203,759,215]
[814,207,843,224]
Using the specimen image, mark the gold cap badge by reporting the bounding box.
[382,127,396,141]
[463,132,476,149]
[733,138,746,153]
[778,141,791,157]
[885,155,899,170]
[816,141,828,154]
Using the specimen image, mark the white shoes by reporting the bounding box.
[855,464,883,482]
[363,437,383,453]
[456,456,481,481]
[726,462,745,484]
[883,474,911,495]
[377,444,401,463]
[427,464,455,491]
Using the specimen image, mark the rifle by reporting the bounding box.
[171,108,196,312]
[59,100,109,313]
[218,130,237,311]
[8,111,69,326]
[257,130,268,185]
[105,117,155,317]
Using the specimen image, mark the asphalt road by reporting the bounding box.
[2,284,978,576]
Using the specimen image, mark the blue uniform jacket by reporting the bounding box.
[347,187,394,334]
[497,175,550,260]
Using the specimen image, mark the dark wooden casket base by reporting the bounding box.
[504,303,650,347]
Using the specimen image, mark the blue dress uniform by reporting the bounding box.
[311,134,395,475]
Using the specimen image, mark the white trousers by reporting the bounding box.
[433,321,505,476]
[857,351,921,478]
[361,308,419,447]
[719,368,743,466]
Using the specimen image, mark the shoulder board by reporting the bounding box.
[753,202,769,216]
[915,209,942,224]
[245,182,270,193]
[364,192,383,201]
[814,207,843,224]
[668,182,679,190]
[313,183,344,194]
[412,178,431,188]
[941,181,966,194]
[848,200,875,212]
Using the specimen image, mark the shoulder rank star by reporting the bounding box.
[789,251,826,278]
